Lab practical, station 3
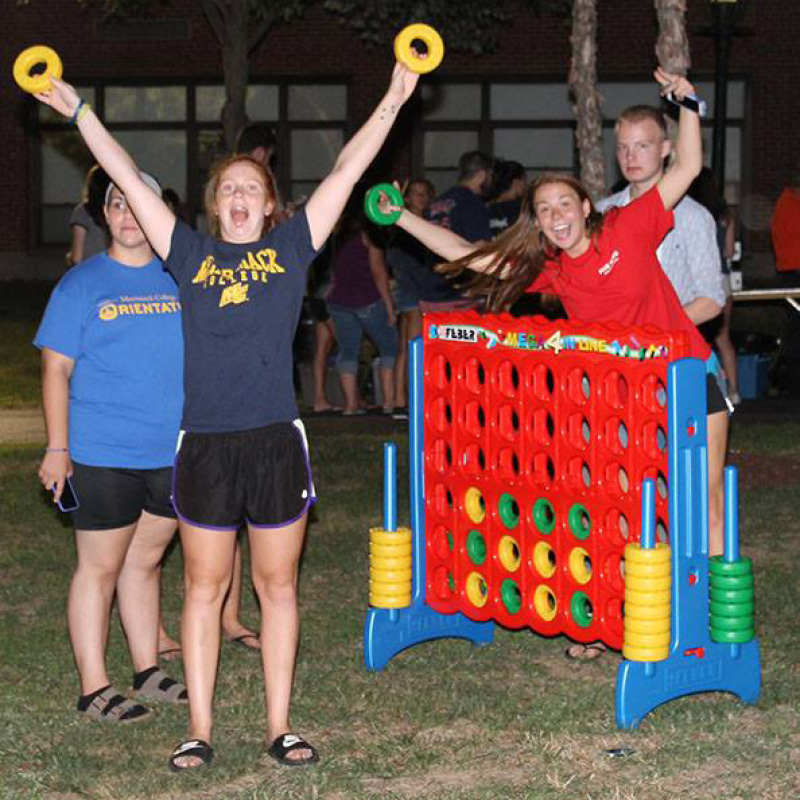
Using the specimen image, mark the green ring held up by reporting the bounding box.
[532,498,555,535]
[570,591,593,627]
[708,556,753,576]
[364,183,404,226]
[710,626,755,644]
[501,579,522,614]
[498,492,520,529]
[466,529,486,566]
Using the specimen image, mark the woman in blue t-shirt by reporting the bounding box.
[34,61,420,771]
[36,176,186,724]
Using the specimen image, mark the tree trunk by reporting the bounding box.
[569,0,605,200]
[200,0,250,152]
[654,0,690,74]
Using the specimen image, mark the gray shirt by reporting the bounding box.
[70,203,108,263]
[597,186,726,308]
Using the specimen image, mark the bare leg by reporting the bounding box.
[380,366,396,412]
[715,297,738,400]
[339,371,361,413]
[248,514,314,762]
[312,320,340,412]
[221,537,259,649]
[172,522,237,768]
[707,409,729,557]
[69,524,136,695]
[116,512,177,673]
[395,312,409,409]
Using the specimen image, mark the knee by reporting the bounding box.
[184,568,231,608]
[252,571,298,608]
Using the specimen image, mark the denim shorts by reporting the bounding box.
[327,299,399,374]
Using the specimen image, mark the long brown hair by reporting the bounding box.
[436,172,604,313]
[203,153,277,239]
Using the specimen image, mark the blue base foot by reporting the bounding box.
[616,638,761,729]
[364,603,494,671]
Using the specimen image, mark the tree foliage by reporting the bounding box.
[321,0,510,54]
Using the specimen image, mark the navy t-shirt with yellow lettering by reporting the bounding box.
[166,211,318,433]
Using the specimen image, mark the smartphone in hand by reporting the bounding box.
[53,477,80,513]
[666,91,707,118]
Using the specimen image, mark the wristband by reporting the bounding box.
[76,102,92,124]
[45,447,68,453]
[69,98,85,125]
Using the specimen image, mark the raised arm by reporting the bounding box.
[654,68,703,212]
[34,78,176,259]
[305,63,419,250]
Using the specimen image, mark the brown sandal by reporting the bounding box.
[565,642,607,662]
[77,685,152,723]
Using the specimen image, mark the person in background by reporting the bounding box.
[488,159,527,237]
[236,123,285,216]
[690,167,740,403]
[306,245,343,413]
[327,205,399,415]
[36,173,187,722]
[67,164,110,266]
[420,150,494,308]
[386,177,435,414]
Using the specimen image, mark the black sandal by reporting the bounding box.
[267,733,319,767]
[169,739,214,772]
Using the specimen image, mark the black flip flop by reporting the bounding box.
[169,739,214,772]
[267,733,319,767]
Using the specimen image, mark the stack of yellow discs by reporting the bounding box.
[369,527,412,608]
[622,542,671,661]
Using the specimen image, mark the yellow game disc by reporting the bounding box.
[13,45,62,94]
[394,24,444,74]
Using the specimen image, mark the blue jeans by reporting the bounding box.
[328,300,398,374]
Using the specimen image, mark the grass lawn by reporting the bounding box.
[1,420,799,800]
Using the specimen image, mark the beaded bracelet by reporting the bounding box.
[45,447,68,453]
[69,98,86,125]
[76,102,92,124]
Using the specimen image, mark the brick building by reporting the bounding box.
[2,0,796,279]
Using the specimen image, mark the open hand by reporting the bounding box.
[387,61,420,106]
[33,76,81,120]
[654,67,696,102]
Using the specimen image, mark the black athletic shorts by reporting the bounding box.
[69,463,176,531]
[173,420,316,531]
[706,372,729,415]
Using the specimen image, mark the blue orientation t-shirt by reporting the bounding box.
[34,253,184,468]
[166,211,319,433]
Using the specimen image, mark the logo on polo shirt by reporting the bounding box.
[598,250,620,276]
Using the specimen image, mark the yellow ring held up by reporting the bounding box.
[394,24,444,74]
[13,45,63,94]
